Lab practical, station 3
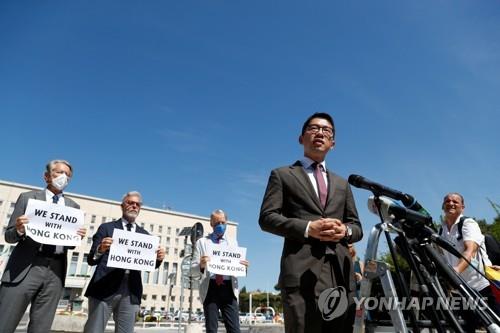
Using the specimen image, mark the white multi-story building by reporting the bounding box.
[0,180,238,314]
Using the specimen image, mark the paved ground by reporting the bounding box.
[14,314,252,333]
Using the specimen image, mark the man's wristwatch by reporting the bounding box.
[344,225,353,241]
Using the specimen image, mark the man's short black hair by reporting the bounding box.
[301,112,335,138]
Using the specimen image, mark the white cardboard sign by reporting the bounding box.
[107,228,159,272]
[25,199,84,246]
[206,243,247,277]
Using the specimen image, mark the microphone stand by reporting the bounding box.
[373,197,421,333]
[393,235,456,332]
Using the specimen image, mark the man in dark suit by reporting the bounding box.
[0,159,86,333]
[84,191,165,333]
[259,113,363,333]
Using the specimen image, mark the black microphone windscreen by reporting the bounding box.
[348,174,363,187]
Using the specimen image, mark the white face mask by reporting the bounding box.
[52,174,69,191]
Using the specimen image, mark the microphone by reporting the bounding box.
[367,196,399,222]
[349,174,406,200]
[387,204,433,226]
[349,174,431,216]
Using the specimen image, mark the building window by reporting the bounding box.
[166,237,170,244]
[167,227,171,234]
[152,295,157,301]
[162,295,166,301]
[87,237,92,245]
[158,226,163,234]
[0,199,3,207]
[150,224,154,232]
[68,252,79,276]
[89,226,95,234]
[165,248,169,255]
[174,248,178,255]
[175,238,179,246]
[8,202,15,214]
[153,270,159,284]
[80,254,89,276]
[143,271,150,284]
[172,263,178,285]
[101,216,106,223]
[91,215,96,223]
[175,228,180,236]
[143,294,147,301]
[141,222,145,228]
[162,262,170,284]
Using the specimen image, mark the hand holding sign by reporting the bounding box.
[200,255,211,270]
[15,215,29,234]
[98,237,114,253]
[156,246,166,261]
[77,228,87,239]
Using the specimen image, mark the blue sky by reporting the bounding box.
[1,1,499,292]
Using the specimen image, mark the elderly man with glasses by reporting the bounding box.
[84,191,165,333]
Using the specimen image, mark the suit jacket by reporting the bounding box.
[85,219,161,305]
[1,189,80,284]
[259,161,362,293]
[191,234,239,303]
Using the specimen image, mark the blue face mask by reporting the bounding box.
[214,223,226,238]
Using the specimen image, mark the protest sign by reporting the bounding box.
[107,228,159,271]
[25,199,84,246]
[206,244,247,277]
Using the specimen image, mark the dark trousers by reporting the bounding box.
[282,254,356,333]
[462,285,500,333]
[203,279,240,333]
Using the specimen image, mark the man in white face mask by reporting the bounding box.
[0,159,86,333]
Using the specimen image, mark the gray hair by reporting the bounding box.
[46,159,73,175]
[210,209,227,221]
[122,191,143,204]
[443,192,465,205]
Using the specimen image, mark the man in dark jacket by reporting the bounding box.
[84,191,165,333]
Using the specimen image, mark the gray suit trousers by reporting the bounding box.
[0,259,64,333]
[83,276,139,333]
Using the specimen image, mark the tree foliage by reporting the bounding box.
[239,289,282,313]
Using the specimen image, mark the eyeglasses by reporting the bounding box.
[306,125,334,137]
[124,200,142,208]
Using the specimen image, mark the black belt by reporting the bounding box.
[34,251,65,266]
[36,250,65,259]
